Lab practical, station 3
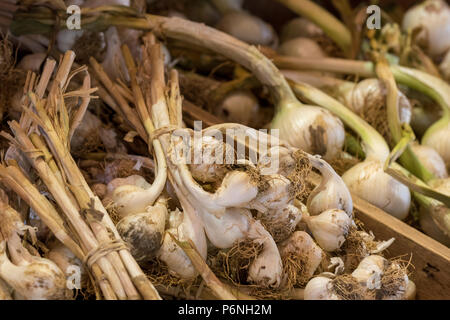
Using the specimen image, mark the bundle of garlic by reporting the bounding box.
[0,51,160,300]
[85,31,409,300]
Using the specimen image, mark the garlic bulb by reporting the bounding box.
[306,209,353,252]
[422,121,450,171]
[0,240,71,300]
[101,26,129,81]
[199,207,250,249]
[157,206,207,279]
[215,11,277,47]
[419,206,450,246]
[304,276,340,300]
[307,155,353,217]
[185,0,221,25]
[211,0,244,13]
[271,105,345,161]
[402,0,450,59]
[278,37,327,59]
[247,174,292,213]
[46,240,86,286]
[341,78,412,125]
[342,160,411,220]
[411,143,448,179]
[214,90,260,127]
[188,135,231,183]
[280,17,324,43]
[351,255,387,288]
[17,53,46,72]
[279,231,324,285]
[106,175,159,216]
[246,220,283,288]
[116,197,168,261]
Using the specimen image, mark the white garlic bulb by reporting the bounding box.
[411,143,448,179]
[271,105,345,161]
[158,207,207,279]
[351,255,387,288]
[0,242,72,300]
[214,90,260,127]
[56,29,84,53]
[402,0,450,59]
[422,121,450,171]
[279,231,324,282]
[246,220,283,288]
[342,160,411,220]
[116,199,168,261]
[247,174,292,213]
[307,156,353,216]
[306,209,353,252]
[280,17,324,43]
[304,276,340,300]
[215,11,277,47]
[419,206,450,246]
[342,78,412,125]
[278,37,327,59]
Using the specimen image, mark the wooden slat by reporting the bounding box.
[182,100,223,127]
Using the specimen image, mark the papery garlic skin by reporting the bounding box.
[279,37,327,59]
[271,105,345,161]
[247,174,292,213]
[304,276,340,300]
[214,90,260,127]
[419,206,450,246]
[422,121,450,171]
[342,160,411,220]
[439,50,450,81]
[307,156,353,217]
[306,209,352,252]
[411,144,448,179]
[215,11,277,47]
[280,18,324,43]
[402,0,450,59]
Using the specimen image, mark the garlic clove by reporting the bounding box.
[304,276,340,300]
[342,160,411,220]
[411,144,448,179]
[247,174,291,213]
[306,209,353,252]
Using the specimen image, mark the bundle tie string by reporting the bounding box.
[83,239,129,269]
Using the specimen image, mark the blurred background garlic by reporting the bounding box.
[278,37,327,59]
[411,143,448,179]
[280,17,324,43]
